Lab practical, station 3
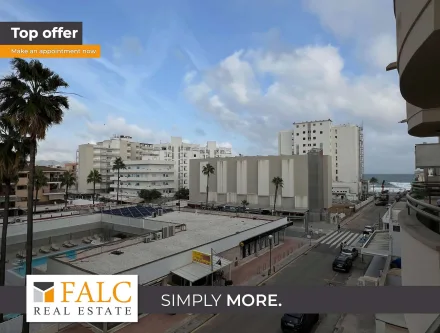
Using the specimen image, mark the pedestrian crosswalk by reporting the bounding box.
[319,230,362,249]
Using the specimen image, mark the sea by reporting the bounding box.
[364,174,414,192]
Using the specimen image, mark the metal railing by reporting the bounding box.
[406,193,440,235]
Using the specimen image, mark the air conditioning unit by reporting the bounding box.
[158,209,163,216]
[143,235,152,243]
[152,212,157,218]
[162,227,169,239]
[155,232,162,240]
[168,226,175,237]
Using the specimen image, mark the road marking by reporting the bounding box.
[321,231,343,244]
[346,233,360,246]
[328,231,352,247]
[329,232,355,248]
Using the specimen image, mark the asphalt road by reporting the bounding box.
[343,196,393,231]
[192,202,380,333]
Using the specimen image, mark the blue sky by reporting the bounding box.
[0,0,430,173]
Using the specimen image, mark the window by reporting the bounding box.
[393,225,400,232]
[336,163,338,167]
[335,136,338,139]
[320,131,323,134]
[313,143,316,146]
[303,131,305,134]
[313,137,316,140]
[303,150,306,153]
[303,137,306,140]
[296,133,299,136]
[335,150,338,154]
[336,156,338,161]
[313,124,316,126]
[303,144,306,147]
[336,170,338,174]
[336,176,339,181]
[335,130,337,134]
[313,130,316,133]
[296,125,299,128]
[320,123,322,125]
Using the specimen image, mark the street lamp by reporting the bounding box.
[268,235,273,275]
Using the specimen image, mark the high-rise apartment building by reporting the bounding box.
[77,135,232,194]
[278,120,364,199]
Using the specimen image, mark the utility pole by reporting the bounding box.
[211,248,214,286]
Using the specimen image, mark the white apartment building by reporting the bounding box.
[152,136,232,190]
[278,120,364,200]
[77,135,233,194]
[109,158,175,199]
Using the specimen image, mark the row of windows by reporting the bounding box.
[296,122,324,128]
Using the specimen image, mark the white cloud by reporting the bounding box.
[303,0,397,69]
[36,115,171,162]
[182,43,420,172]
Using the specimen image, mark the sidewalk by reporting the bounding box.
[315,267,375,333]
[120,237,312,333]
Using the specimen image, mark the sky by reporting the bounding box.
[0,0,432,174]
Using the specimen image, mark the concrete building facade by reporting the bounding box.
[386,2,440,332]
[188,151,332,212]
[278,120,364,200]
[77,135,232,195]
[14,166,66,209]
[109,158,175,200]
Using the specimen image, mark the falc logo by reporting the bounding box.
[26,275,138,323]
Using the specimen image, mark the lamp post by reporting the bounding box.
[268,235,273,275]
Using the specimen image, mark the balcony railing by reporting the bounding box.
[406,193,440,235]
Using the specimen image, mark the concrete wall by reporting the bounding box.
[189,154,331,210]
[399,210,440,333]
[45,217,291,284]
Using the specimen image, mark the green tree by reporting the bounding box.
[60,171,76,208]
[0,116,30,323]
[87,169,102,205]
[174,187,189,200]
[138,189,162,202]
[241,199,249,211]
[272,176,284,215]
[34,167,48,212]
[202,163,215,208]
[369,177,378,193]
[0,58,69,331]
[112,157,126,204]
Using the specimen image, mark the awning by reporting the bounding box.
[171,255,232,283]
[361,231,390,257]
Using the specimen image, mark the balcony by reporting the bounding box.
[394,0,440,108]
[406,103,440,137]
[400,194,440,332]
[0,195,17,202]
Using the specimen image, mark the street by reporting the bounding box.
[192,201,386,333]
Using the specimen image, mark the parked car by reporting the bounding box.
[341,246,358,260]
[281,313,319,333]
[332,255,353,272]
[363,225,374,234]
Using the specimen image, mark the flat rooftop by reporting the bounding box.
[56,211,284,274]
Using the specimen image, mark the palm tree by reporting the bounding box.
[202,163,215,208]
[272,176,284,215]
[60,171,76,208]
[0,58,69,332]
[241,199,249,212]
[112,157,126,204]
[369,177,378,193]
[0,116,30,323]
[87,169,102,205]
[34,167,48,212]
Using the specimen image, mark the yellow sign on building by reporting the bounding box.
[192,251,211,265]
